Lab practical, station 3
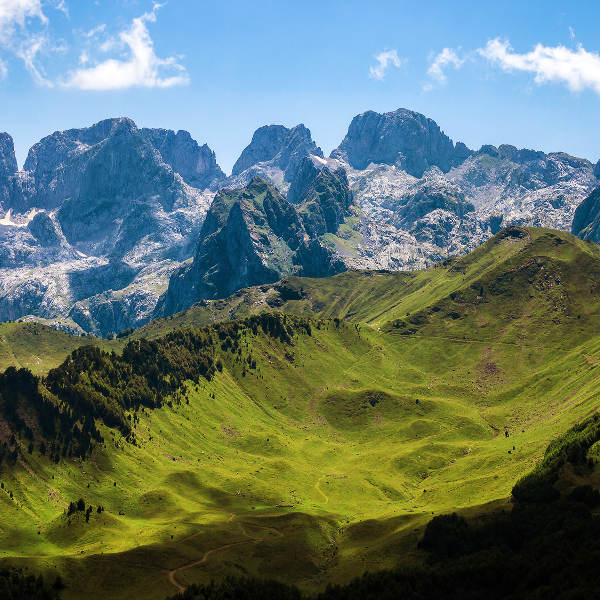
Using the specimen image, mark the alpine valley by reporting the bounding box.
[2,108,600,600]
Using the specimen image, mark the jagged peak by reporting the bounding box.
[331,106,471,176]
[0,132,18,177]
[231,122,323,178]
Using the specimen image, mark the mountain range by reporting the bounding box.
[1,107,599,336]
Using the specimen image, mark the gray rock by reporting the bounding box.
[159,177,343,315]
[141,128,225,190]
[231,124,323,184]
[572,187,600,241]
[0,133,17,179]
[331,108,471,177]
[297,167,353,237]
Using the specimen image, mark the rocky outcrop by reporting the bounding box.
[331,108,471,177]
[141,128,225,190]
[595,160,600,179]
[159,177,344,315]
[0,118,217,335]
[572,187,600,242]
[229,124,323,192]
[0,133,17,179]
[297,167,353,237]
[0,133,18,209]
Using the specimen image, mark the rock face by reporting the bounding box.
[141,128,225,190]
[331,108,471,177]
[159,177,345,315]
[228,124,323,192]
[0,133,17,179]
[0,118,219,335]
[0,133,18,208]
[297,167,353,237]
[1,108,599,334]
[572,187,600,241]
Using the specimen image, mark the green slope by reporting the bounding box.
[0,322,99,374]
[1,226,600,599]
[140,226,591,336]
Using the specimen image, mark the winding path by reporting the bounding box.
[163,518,284,593]
[164,540,253,593]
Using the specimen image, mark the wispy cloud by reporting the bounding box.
[479,38,600,96]
[369,49,403,81]
[0,0,46,40]
[424,47,465,90]
[0,0,49,82]
[63,2,189,90]
[569,26,576,41]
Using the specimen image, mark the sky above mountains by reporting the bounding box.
[1,0,599,173]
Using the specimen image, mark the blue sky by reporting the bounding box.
[1,0,599,173]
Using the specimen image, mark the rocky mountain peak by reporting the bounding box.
[297,167,353,238]
[0,133,18,179]
[595,160,600,179]
[231,123,323,181]
[141,127,225,190]
[330,107,471,177]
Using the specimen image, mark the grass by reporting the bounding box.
[1,226,600,599]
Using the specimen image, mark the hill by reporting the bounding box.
[1,227,600,599]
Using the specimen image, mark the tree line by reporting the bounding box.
[0,313,313,467]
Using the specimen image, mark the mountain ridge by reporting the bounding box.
[0,108,598,336]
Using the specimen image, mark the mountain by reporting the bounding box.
[228,123,323,192]
[141,127,226,190]
[0,118,220,336]
[3,227,600,600]
[159,176,345,315]
[572,186,600,241]
[1,109,599,335]
[331,107,472,176]
[333,111,598,271]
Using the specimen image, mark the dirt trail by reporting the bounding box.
[314,475,330,505]
[164,517,284,593]
[164,540,252,593]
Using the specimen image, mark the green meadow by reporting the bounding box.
[2,226,600,599]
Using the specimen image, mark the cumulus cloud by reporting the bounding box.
[479,38,600,95]
[369,49,403,81]
[424,47,465,90]
[63,3,189,90]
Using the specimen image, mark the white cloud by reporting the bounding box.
[84,23,105,39]
[16,32,52,85]
[424,47,465,90]
[479,38,600,95]
[369,49,403,81]
[0,0,46,42]
[0,0,59,84]
[569,26,576,41]
[64,3,189,90]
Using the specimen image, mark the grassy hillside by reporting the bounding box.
[140,226,595,336]
[1,226,600,599]
[0,322,98,374]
